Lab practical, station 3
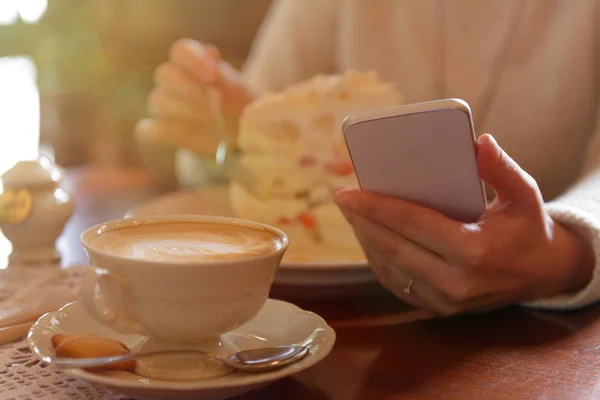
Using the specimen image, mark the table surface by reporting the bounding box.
[3,167,600,400]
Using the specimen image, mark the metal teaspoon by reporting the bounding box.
[43,345,309,374]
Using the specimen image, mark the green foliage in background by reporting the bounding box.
[32,6,112,96]
[0,0,113,96]
[0,0,156,150]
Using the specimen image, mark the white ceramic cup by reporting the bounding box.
[79,215,288,346]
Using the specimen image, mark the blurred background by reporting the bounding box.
[0,0,272,183]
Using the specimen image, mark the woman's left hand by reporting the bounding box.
[334,134,595,315]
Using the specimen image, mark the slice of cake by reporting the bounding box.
[230,70,402,262]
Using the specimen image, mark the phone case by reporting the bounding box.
[342,99,487,223]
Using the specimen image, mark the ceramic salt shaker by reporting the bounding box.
[0,158,74,264]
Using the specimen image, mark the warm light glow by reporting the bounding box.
[0,232,11,269]
[0,56,40,175]
[0,0,47,25]
[0,57,39,268]
[0,0,19,25]
[18,0,47,23]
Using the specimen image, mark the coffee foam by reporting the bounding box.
[89,222,283,262]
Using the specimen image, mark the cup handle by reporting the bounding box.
[79,268,144,335]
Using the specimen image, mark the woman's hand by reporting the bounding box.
[334,134,595,315]
[136,39,255,155]
[153,38,255,118]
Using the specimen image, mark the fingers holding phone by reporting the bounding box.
[337,101,594,314]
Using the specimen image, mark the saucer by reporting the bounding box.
[28,299,335,400]
[126,187,375,287]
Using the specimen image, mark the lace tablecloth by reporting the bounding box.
[0,265,131,399]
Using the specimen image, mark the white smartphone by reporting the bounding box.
[342,98,487,223]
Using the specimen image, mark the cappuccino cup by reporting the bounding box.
[79,215,288,345]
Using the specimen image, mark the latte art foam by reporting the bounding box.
[89,222,283,262]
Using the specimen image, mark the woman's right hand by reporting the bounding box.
[136,38,255,156]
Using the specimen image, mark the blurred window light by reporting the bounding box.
[0,0,47,25]
[0,234,11,269]
[0,0,19,25]
[18,0,47,23]
[0,56,40,176]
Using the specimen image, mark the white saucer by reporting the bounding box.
[28,299,336,400]
[126,187,375,286]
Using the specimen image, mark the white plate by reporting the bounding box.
[28,299,335,400]
[126,187,375,287]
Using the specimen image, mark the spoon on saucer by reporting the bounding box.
[43,345,309,374]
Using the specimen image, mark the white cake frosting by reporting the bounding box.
[230,70,403,261]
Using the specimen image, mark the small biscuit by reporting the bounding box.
[51,333,103,348]
[51,333,135,373]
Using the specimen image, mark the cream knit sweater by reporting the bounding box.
[240,0,600,309]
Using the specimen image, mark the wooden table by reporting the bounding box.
[5,167,600,400]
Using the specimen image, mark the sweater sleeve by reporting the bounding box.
[240,0,338,95]
[522,172,600,310]
[523,102,600,310]
[522,2,600,310]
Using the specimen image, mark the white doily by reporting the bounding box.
[0,264,132,399]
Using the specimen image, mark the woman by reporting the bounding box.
[146,0,600,314]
